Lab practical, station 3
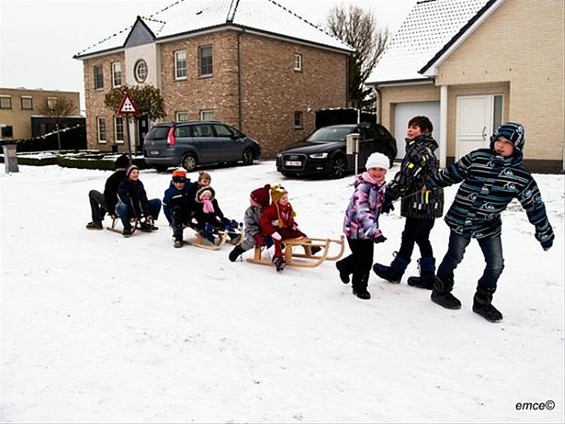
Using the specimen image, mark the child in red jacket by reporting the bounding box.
[259,184,309,272]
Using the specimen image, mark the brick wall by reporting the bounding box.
[82,30,349,157]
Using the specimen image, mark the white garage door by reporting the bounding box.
[394,102,441,159]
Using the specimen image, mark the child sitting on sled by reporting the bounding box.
[192,185,241,244]
[162,168,195,248]
[259,184,318,272]
[229,184,273,262]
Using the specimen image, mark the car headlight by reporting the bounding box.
[309,153,328,159]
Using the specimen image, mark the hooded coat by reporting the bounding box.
[429,123,554,245]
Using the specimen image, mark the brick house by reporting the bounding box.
[0,87,81,141]
[368,0,564,173]
[73,0,353,158]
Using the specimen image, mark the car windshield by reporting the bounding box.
[307,127,352,142]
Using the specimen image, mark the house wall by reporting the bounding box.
[376,0,564,172]
[83,52,125,147]
[82,31,349,158]
[435,0,564,163]
[0,88,80,140]
[238,32,348,156]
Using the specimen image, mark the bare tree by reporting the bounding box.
[37,97,76,151]
[327,5,390,110]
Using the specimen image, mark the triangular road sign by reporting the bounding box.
[118,93,138,114]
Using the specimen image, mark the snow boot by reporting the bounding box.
[122,227,133,238]
[372,254,410,284]
[407,257,436,289]
[430,276,461,309]
[273,257,286,272]
[86,221,103,230]
[174,239,184,248]
[229,245,245,262]
[352,273,371,300]
[473,287,503,322]
[335,260,351,284]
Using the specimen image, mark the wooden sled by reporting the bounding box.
[246,235,345,268]
[185,227,228,250]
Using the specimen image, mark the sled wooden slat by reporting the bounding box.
[246,235,344,268]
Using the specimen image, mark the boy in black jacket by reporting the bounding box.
[86,154,129,230]
[427,122,554,322]
[116,165,161,237]
[373,116,444,289]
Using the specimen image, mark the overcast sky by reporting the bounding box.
[0,0,416,112]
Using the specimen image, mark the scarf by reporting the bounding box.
[202,199,214,214]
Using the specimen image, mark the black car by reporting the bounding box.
[143,121,261,172]
[276,123,397,179]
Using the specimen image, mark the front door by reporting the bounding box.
[456,95,503,159]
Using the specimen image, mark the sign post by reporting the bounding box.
[117,93,139,162]
[346,133,360,174]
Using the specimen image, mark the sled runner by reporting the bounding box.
[106,217,158,235]
[247,235,345,268]
[185,226,229,250]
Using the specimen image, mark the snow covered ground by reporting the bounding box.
[1,160,563,423]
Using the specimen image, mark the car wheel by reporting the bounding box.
[181,153,197,172]
[329,155,347,179]
[242,148,254,166]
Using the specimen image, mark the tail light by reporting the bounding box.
[167,127,176,146]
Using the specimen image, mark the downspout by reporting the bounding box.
[237,31,243,130]
[373,86,382,124]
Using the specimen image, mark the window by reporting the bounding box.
[176,111,189,122]
[192,124,213,137]
[94,65,104,90]
[175,51,187,80]
[493,94,504,130]
[21,97,33,110]
[134,59,148,83]
[198,45,213,76]
[294,53,302,71]
[97,117,107,143]
[112,62,122,87]
[1,126,13,138]
[114,116,124,143]
[213,124,232,137]
[200,109,214,121]
[0,96,12,109]
[294,111,303,129]
[47,97,57,110]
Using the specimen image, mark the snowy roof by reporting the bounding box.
[367,0,498,85]
[74,0,353,59]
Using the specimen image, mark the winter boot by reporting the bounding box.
[335,260,351,284]
[174,239,184,248]
[86,221,103,230]
[407,257,436,289]
[430,276,461,309]
[273,257,286,272]
[229,245,245,262]
[122,227,133,238]
[352,273,371,300]
[472,287,503,322]
[372,254,410,284]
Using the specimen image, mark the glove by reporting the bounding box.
[271,232,282,241]
[541,239,553,251]
[373,234,387,244]
[381,199,394,214]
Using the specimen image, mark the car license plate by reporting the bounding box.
[150,150,160,156]
[285,160,301,166]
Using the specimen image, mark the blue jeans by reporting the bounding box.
[116,199,161,230]
[437,231,504,289]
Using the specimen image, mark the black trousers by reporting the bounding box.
[88,190,106,223]
[338,238,374,291]
[397,217,436,260]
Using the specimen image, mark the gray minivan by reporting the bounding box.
[143,121,262,172]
